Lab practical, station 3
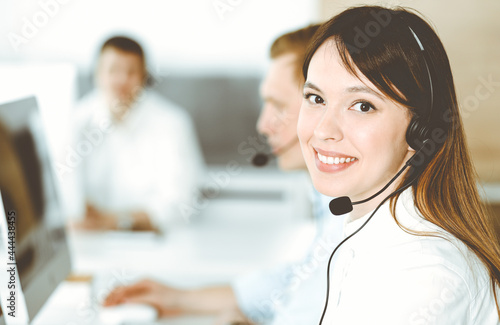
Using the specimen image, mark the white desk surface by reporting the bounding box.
[32,192,315,325]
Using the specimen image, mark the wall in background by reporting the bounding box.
[1,0,318,74]
[318,0,500,183]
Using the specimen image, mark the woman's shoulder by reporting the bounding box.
[386,190,494,309]
[334,189,499,323]
[360,226,495,322]
[350,189,489,295]
[341,232,497,324]
[392,191,482,270]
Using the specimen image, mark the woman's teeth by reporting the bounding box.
[317,153,357,165]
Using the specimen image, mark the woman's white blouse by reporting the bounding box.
[322,188,499,325]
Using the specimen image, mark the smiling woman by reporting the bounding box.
[297,5,500,325]
[300,41,412,214]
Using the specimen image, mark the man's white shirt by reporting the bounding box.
[70,90,205,232]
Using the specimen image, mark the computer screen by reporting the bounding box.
[0,96,72,323]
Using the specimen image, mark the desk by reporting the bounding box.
[32,169,315,325]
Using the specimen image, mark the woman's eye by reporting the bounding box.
[305,94,325,105]
[351,101,375,112]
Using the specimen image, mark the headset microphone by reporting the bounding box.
[251,152,270,167]
[251,137,300,167]
[328,141,428,216]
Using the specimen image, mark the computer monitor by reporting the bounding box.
[0,96,72,323]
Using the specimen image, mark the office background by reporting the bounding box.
[0,1,499,323]
[0,0,498,222]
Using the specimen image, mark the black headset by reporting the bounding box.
[405,26,436,153]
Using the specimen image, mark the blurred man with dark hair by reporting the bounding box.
[96,36,147,116]
[72,36,205,233]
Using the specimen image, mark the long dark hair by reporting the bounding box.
[303,6,500,315]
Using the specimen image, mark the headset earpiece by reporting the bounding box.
[405,118,431,151]
[405,26,438,161]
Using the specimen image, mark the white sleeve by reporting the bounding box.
[231,264,295,323]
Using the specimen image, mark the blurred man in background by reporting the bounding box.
[104,25,345,325]
[71,36,205,233]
